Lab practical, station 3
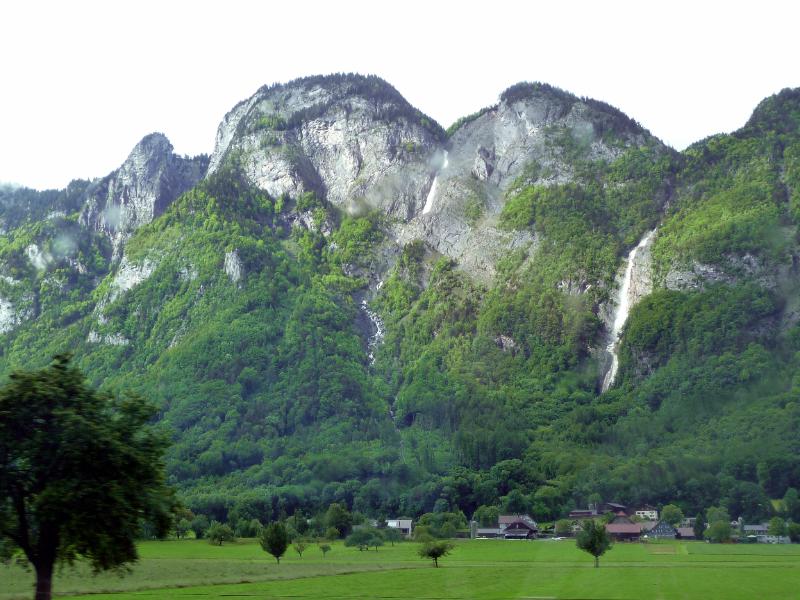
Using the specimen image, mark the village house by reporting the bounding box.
[742,523,768,542]
[499,515,539,539]
[605,522,641,541]
[601,502,630,515]
[635,505,659,521]
[676,527,696,540]
[568,508,599,519]
[646,520,677,539]
[471,515,539,539]
[570,501,630,520]
[385,518,412,537]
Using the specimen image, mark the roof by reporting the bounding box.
[569,509,598,517]
[743,524,768,532]
[499,514,537,527]
[677,527,696,537]
[610,515,633,524]
[639,521,658,531]
[502,522,537,532]
[606,523,641,534]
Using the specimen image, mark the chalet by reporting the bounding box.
[646,520,677,539]
[676,527,696,540]
[499,514,539,539]
[386,519,412,537]
[606,523,641,541]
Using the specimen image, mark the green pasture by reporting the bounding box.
[2,539,799,599]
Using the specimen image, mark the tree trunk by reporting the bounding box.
[594,556,599,568]
[35,560,54,600]
[433,557,438,568]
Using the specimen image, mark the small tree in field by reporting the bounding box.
[260,522,289,564]
[293,540,308,558]
[207,521,236,546]
[418,540,454,567]
[0,355,174,600]
[319,543,332,557]
[576,520,611,568]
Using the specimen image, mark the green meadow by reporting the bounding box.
[2,539,800,600]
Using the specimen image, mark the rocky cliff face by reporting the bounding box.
[395,84,662,280]
[207,75,442,221]
[81,133,207,257]
[213,78,663,281]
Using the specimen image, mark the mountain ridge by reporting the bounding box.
[1,75,799,527]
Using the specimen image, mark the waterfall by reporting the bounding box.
[601,229,657,392]
[361,298,385,365]
[422,150,449,215]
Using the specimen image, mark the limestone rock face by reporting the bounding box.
[663,253,781,291]
[207,75,442,221]
[395,85,657,280]
[81,133,207,257]
[211,78,662,281]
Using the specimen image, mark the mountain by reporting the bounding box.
[1,74,799,528]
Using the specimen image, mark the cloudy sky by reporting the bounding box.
[2,0,798,190]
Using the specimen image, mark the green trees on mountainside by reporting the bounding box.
[2,90,800,529]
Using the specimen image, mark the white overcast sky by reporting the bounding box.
[1,0,798,190]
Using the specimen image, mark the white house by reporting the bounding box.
[386,518,412,537]
[635,508,659,521]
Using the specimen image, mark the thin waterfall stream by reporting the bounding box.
[602,229,657,392]
[422,150,449,214]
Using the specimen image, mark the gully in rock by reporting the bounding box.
[602,229,657,392]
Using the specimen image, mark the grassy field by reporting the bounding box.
[2,538,800,599]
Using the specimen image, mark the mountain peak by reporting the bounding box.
[132,132,173,156]
[743,87,800,135]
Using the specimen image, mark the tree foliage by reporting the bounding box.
[260,522,289,564]
[206,521,236,545]
[418,540,454,567]
[576,520,612,568]
[0,355,173,600]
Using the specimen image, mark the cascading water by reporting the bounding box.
[422,150,449,215]
[601,229,657,392]
[361,297,385,365]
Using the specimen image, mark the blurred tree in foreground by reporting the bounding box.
[0,355,174,600]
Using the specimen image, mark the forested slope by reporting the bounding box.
[1,77,799,526]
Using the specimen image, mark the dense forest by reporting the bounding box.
[1,80,799,533]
